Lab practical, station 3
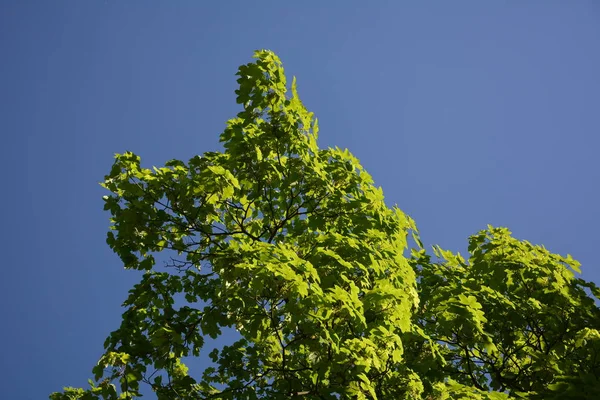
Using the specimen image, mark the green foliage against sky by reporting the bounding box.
[407,228,600,399]
[51,51,600,399]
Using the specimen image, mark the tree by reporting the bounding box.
[51,51,600,399]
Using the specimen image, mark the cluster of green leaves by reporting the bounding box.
[406,227,600,399]
[50,51,600,399]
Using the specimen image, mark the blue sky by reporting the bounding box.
[1,1,599,398]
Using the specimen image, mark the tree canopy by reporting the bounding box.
[51,50,600,399]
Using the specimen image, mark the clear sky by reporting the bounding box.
[1,1,599,398]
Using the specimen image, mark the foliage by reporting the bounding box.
[50,51,600,399]
[407,227,600,399]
